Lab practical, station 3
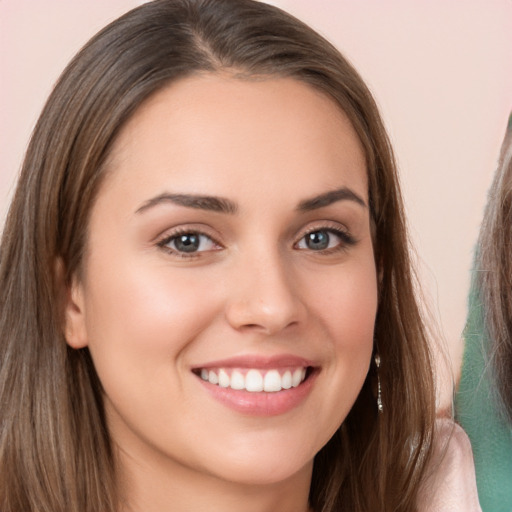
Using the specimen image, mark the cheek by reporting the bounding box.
[333,270,377,377]
[306,257,378,347]
[82,256,223,373]
[297,254,378,421]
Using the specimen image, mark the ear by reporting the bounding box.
[65,277,89,349]
[55,258,89,349]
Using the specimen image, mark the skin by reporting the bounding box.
[65,74,378,512]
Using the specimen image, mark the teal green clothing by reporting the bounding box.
[455,275,512,512]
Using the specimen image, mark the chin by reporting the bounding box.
[207,457,313,487]
[196,434,317,487]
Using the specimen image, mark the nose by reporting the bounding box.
[224,250,306,335]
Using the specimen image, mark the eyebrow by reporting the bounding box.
[135,193,238,215]
[135,186,366,216]
[297,187,367,211]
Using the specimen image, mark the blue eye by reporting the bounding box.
[296,228,353,252]
[303,231,331,250]
[159,232,218,254]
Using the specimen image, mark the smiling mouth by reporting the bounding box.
[193,367,313,393]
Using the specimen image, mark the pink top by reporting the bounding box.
[417,418,481,511]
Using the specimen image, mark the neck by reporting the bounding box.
[116,445,313,512]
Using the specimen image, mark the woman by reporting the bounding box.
[456,122,512,512]
[0,0,442,510]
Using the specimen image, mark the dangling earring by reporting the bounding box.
[374,353,383,413]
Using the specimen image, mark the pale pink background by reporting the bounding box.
[1,0,512,406]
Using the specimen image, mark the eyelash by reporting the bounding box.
[295,226,357,254]
[156,225,357,259]
[156,228,222,259]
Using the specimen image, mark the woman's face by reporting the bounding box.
[65,75,378,488]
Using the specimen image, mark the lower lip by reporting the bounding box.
[196,371,317,416]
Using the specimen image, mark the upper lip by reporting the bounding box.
[191,354,316,370]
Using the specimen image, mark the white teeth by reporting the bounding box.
[292,368,302,387]
[208,370,219,385]
[218,369,230,388]
[263,370,282,392]
[245,369,264,392]
[282,370,292,389]
[230,370,245,390]
[198,367,309,392]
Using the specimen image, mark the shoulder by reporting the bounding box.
[416,418,482,512]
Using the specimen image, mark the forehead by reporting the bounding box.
[103,73,367,207]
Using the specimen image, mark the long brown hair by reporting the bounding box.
[0,1,435,510]
[476,127,512,424]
